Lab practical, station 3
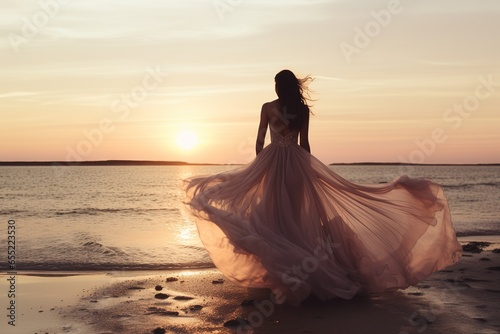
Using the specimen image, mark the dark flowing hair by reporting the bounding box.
[274,69,313,130]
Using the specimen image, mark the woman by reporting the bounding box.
[184,69,462,306]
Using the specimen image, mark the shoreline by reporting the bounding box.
[1,237,499,334]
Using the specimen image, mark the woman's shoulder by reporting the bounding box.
[261,99,279,115]
[263,99,279,108]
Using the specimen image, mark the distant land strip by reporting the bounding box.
[329,162,500,166]
[0,160,222,166]
[0,160,498,166]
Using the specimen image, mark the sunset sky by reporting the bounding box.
[1,0,499,164]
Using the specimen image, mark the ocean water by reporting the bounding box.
[0,165,499,272]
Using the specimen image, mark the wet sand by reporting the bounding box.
[1,238,499,334]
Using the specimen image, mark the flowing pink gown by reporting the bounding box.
[184,128,462,305]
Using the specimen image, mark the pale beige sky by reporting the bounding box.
[1,0,499,164]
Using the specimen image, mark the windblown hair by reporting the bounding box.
[274,69,314,130]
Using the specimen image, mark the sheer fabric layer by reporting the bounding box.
[184,130,462,305]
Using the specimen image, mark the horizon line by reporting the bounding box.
[0,160,499,166]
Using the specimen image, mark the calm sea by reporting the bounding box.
[0,165,499,272]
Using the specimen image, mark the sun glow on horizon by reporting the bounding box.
[175,130,198,151]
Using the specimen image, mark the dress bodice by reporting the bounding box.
[270,129,299,147]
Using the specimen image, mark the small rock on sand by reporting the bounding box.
[486,266,500,271]
[212,278,224,284]
[152,327,166,334]
[240,299,255,306]
[173,295,194,300]
[166,277,179,282]
[147,307,180,316]
[408,292,424,296]
[154,293,170,300]
[159,311,179,316]
[154,285,163,291]
[224,318,249,327]
[462,241,491,253]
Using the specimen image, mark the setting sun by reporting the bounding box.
[176,130,198,151]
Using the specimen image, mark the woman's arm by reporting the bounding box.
[255,103,269,155]
[299,110,311,153]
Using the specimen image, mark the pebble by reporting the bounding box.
[462,241,491,253]
[408,292,424,296]
[224,318,248,327]
[174,295,194,300]
[154,293,170,300]
[160,311,179,316]
[240,299,255,306]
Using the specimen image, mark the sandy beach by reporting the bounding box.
[1,237,499,334]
